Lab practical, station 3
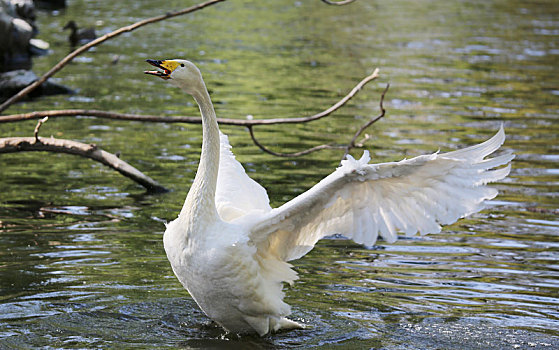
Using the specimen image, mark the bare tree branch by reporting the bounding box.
[0,109,201,124]
[247,125,345,157]
[0,79,387,193]
[1,69,383,160]
[0,0,227,113]
[248,83,390,159]
[0,136,168,192]
[0,0,379,194]
[0,69,380,126]
[342,83,389,159]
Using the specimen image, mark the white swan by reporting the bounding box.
[145,59,514,336]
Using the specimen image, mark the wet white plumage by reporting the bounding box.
[146,59,514,336]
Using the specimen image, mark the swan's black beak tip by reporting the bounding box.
[144,59,171,80]
[146,59,162,67]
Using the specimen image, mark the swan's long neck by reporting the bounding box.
[179,82,220,226]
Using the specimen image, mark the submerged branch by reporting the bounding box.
[0,0,227,113]
[0,136,168,193]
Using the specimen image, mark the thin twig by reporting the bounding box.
[33,116,49,142]
[0,136,168,192]
[247,125,344,157]
[342,83,389,159]
[0,109,202,124]
[248,82,389,158]
[0,69,380,125]
[354,134,372,147]
[0,0,227,113]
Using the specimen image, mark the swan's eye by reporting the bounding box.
[181,63,185,67]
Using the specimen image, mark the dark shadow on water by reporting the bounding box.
[178,338,275,350]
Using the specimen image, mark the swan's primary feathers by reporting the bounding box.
[145,59,514,336]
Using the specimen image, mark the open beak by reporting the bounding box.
[144,59,176,80]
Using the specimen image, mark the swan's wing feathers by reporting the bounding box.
[216,132,272,221]
[250,128,513,262]
[441,124,506,161]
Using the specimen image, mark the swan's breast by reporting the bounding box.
[163,218,291,334]
[163,219,255,299]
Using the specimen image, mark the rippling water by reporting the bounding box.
[1,0,558,348]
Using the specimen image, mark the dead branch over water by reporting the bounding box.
[0,71,386,189]
[0,69,379,125]
[249,82,389,159]
[0,0,376,191]
[1,69,386,160]
[1,117,167,192]
[0,0,358,114]
[0,0,228,113]
[0,136,168,193]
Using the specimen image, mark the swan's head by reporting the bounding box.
[145,59,204,95]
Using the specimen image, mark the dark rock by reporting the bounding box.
[1,0,49,72]
[34,0,66,10]
[0,69,73,102]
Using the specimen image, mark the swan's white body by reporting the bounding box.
[145,59,514,336]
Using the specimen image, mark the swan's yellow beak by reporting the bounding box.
[144,59,179,80]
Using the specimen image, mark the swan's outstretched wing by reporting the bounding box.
[216,132,272,221]
[249,126,514,262]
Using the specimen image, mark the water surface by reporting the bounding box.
[1,0,558,348]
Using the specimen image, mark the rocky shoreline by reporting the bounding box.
[1,0,70,102]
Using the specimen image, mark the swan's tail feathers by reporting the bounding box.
[442,124,506,161]
[271,317,305,333]
[243,315,305,336]
[243,315,270,337]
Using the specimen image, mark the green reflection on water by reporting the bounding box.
[1,0,558,348]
